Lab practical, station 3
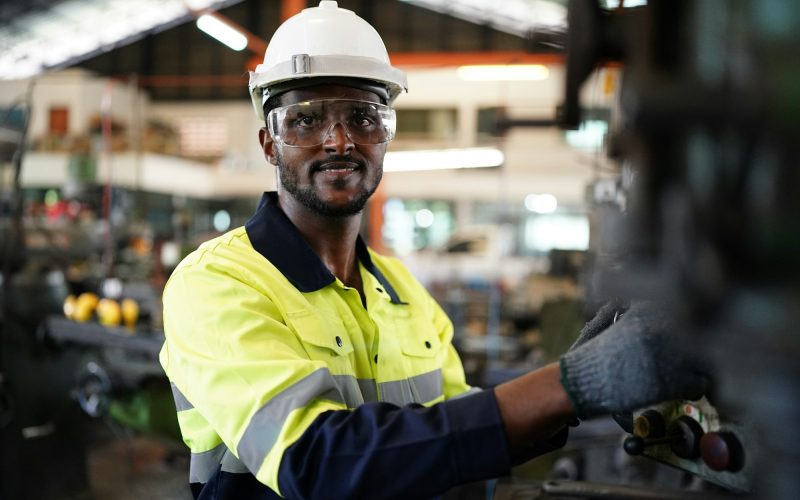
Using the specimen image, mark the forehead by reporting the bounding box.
[277,84,382,106]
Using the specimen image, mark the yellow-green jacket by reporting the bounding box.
[160,193,512,499]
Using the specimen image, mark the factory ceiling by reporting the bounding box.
[0,0,573,100]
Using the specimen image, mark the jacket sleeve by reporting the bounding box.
[161,258,351,494]
[278,389,513,500]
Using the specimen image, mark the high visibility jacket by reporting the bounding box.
[160,192,514,499]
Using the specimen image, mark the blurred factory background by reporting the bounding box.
[1,0,798,499]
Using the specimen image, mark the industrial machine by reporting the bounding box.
[542,0,800,499]
[623,398,753,493]
[1,89,92,500]
[1,89,178,500]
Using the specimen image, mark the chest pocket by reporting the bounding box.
[379,307,444,405]
[285,310,354,371]
[388,307,444,370]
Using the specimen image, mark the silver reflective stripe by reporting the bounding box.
[358,378,379,403]
[450,386,483,399]
[332,374,364,408]
[237,368,344,474]
[221,449,249,474]
[190,443,226,483]
[190,445,249,483]
[171,382,193,412]
[379,368,443,405]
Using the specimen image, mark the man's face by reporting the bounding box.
[260,84,387,218]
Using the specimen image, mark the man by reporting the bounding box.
[160,2,707,498]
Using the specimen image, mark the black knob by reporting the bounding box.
[623,436,647,455]
[668,416,705,459]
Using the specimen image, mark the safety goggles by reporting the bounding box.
[267,98,396,148]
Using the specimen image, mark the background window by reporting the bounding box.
[395,108,458,141]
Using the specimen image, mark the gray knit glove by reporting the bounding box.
[570,299,626,351]
[560,301,709,419]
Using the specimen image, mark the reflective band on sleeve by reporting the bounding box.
[379,368,443,406]
[237,368,344,473]
[171,382,194,412]
[357,378,379,403]
[221,448,249,474]
[190,443,226,483]
[332,374,365,408]
[190,445,249,484]
[449,386,483,399]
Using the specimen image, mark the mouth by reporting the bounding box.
[315,160,360,173]
[312,160,363,182]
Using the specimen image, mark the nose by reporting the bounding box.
[322,122,354,154]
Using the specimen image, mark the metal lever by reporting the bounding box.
[623,434,683,456]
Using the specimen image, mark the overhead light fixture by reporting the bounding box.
[457,64,550,81]
[196,13,248,51]
[383,147,504,172]
[399,1,566,38]
[185,0,219,9]
[603,0,648,8]
[0,0,246,80]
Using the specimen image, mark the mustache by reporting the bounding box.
[310,155,366,172]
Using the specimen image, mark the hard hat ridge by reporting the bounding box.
[249,1,407,120]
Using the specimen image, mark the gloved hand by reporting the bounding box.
[569,298,626,351]
[559,301,709,419]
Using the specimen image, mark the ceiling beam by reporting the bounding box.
[390,51,564,67]
[281,0,306,21]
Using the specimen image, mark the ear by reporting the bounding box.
[259,127,278,165]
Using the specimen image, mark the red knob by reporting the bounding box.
[700,431,745,472]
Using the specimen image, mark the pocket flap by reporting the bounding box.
[400,332,441,358]
[286,311,353,356]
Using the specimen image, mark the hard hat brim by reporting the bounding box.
[249,54,407,121]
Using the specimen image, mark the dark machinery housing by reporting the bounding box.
[1,91,177,500]
[558,1,800,499]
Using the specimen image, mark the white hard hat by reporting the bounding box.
[248,0,408,120]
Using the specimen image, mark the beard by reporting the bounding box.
[275,150,382,217]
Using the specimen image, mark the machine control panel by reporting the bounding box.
[623,398,753,494]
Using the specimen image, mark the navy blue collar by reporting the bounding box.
[245,192,405,304]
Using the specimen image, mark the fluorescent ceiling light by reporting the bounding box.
[603,0,647,8]
[196,14,247,51]
[0,0,244,80]
[384,148,504,172]
[525,193,558,214]
[186,0,219,9]
[458,64,550,81]
[400,0,567,37]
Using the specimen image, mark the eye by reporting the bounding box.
[351,110,377,128]
[293,113,319,127]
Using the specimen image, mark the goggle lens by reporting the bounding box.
[267,99,396,147]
